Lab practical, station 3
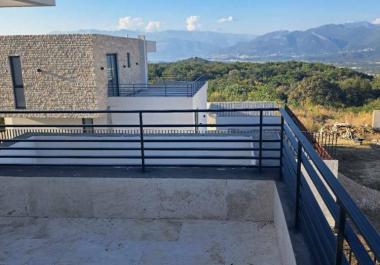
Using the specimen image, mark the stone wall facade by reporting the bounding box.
[0,34,154,118]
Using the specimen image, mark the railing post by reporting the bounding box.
[259,110,263,172]
[194,111,199,134]
[139,112,145,172]
[279,116,284,180]
[295,140,302,229]
[335,202,346,265]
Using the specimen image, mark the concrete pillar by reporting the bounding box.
[324,160,339,178]
[373,110,380,130]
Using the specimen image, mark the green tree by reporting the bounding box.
[339,78,373,106]
[289,77,344,106]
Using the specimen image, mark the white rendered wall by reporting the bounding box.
[192,82,208,127]
[274,186,297,265]
[107,83,208,131]
[214,116,282,131]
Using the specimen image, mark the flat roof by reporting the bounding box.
[0,0,55,7]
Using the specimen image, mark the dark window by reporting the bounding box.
[127,52,131,68]
[0,118,5,132]
[9,56,26,109]
[106,54,119,96]
[82,118,94,134]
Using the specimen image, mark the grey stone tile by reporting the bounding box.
[91,179,161,219]
[226,180,274,221]
[47,179,94,218]
[0,179,29,217]
[157,179,227,220]
[0,218,283,265]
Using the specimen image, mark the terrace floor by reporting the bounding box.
[0,167,308,265]
[0,217,280,265]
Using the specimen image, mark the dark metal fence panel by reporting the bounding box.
[0,108,281,168]
[281,108,380,265]
[285,106,337,160]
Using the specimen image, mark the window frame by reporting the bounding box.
[127,52,131,68]
[9,56,26,109]
[0,118,5,132]
[82,118,94,134]
[106,53,120,96]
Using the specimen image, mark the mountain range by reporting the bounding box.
[218,22,380,63]
[60,29,255,62]
[57,22,380,66]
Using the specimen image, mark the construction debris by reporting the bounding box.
[319,122,376,142]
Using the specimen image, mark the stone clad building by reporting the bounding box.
[0,34,208,131]
[0,34,155,115]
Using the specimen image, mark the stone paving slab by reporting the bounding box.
[0,217,282,265]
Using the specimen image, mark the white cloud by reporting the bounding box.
[186,16,200,31]
[373,18,380,25]
[118,17,162,32]
[217,16,234,23]
[145,21,161,32]
[118,16,145,30]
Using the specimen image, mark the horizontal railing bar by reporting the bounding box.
[0,163,281,169]
[0,155,280,160]
[281,108,380,259]
[282,147,297,175]
[300,178,337,245]
[0,139,143,143]
[0,108,280,114]
[345,224,375,265]
[299,207,335,265]
[0,139,280,143]
[302,154,371,264]
[0,147,281,151]
[301,152,338,217]
[2,123,281,128]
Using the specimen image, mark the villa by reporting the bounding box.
[0,1,379,265]
[0,34,208,131]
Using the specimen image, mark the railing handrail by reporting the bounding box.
[0,108,280,114]
[281,107,380,261]
[108,76,208,97]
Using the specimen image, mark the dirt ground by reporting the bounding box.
[334,141,380,232]
[334,142,380,191]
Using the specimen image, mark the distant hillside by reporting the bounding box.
[216,22,380,63]
[149,58,380,109]
[57,22,380,73]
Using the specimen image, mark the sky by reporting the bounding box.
[0,0,380,35]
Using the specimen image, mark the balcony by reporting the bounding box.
[0,107,379,265]
[108,77,207,97]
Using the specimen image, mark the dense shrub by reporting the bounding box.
[149,58,379,109]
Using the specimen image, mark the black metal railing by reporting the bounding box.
[285,106,338,160]
[0,108,281,169]
[0,107,379,265]
[306,131,339,159]
[281,107,380,265]
[108,76,207,97]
